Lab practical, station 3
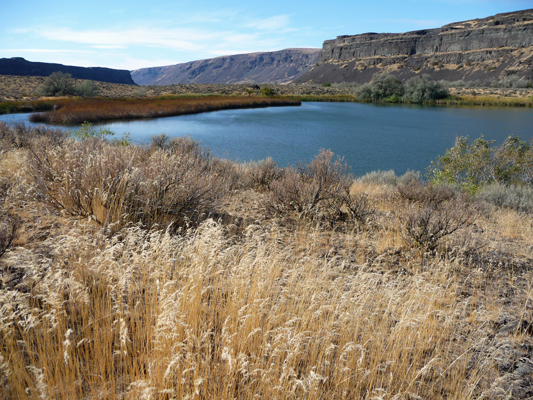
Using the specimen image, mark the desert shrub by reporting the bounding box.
[0,180,18,258]
[150,133,170,149]
[210,158,243,191]
[475,183,533,213]
[440,79,484,89]
[344,192,375,226]
[397,180,455,206]
[0,211,18,258]
[169,136,210,160]
[29,137,226,229]
[428,135,533,191]
[36,71,76,97]
[356,73,404,101]
[242,157,282,192]
[356,169,421,187]
[402,198,472,252]
[265,149,355,222]
[403,74,449,103]
[0,121,66,151]
[489,75,530,89]
[74,80,100,97]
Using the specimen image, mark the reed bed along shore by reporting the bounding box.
[28,96,301,124]
[1,122,533,399]
[435,95,533,108]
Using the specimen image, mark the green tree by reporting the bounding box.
[36,71,76,97]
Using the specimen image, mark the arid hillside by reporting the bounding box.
[132,48,320,85]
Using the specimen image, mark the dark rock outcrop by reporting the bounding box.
[0,57,135,85]
[297,9,533,84]
[131,48,320,86]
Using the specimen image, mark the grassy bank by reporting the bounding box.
[1,122,533,399]
[435,95,533,108]
[28,96,301,124]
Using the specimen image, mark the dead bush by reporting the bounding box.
[397,180,455,206]
[264,149,353,222]
[242,157,282,192]
[402,198,472,252]
[344,193,376,226]
[0,212,18,258]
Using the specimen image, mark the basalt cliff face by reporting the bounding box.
[296,9,533,84]
[131,48,320,85]
[0,57,136,85]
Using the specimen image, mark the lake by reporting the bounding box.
[2,102,533,176]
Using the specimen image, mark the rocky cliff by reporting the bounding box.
[297,9,533,84]
[0,57,135,85]
[131,48,320,85]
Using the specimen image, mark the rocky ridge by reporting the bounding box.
[297,9,533,84]
[0,57,135,85]
[131,48,320,86]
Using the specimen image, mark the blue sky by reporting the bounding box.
[1,0,532,71]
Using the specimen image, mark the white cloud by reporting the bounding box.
[0,48,93,54]
[8,12,299,69]
[36,27,213,51]
[91,45,126,49]
[245,15,295,32]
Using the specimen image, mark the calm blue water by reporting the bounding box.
[2,102,533,176]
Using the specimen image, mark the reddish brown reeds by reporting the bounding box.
[29,96,301,124]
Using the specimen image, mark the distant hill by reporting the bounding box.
[297,9,533,84]
[0,57,135,85]
[131,48,320,86]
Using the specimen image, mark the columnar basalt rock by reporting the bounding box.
[297,9,533,84]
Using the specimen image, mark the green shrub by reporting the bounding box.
[355,73,403,101]
[403,74,448,103]
[354,84,373,101]
[260,87,275,96]
[427,135,533,191]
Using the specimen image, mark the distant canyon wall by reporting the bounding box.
[131,49,320,86]
[297,9,533,84]
[0,57,135,85]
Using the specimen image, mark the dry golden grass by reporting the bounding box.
[1,123,533,399]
